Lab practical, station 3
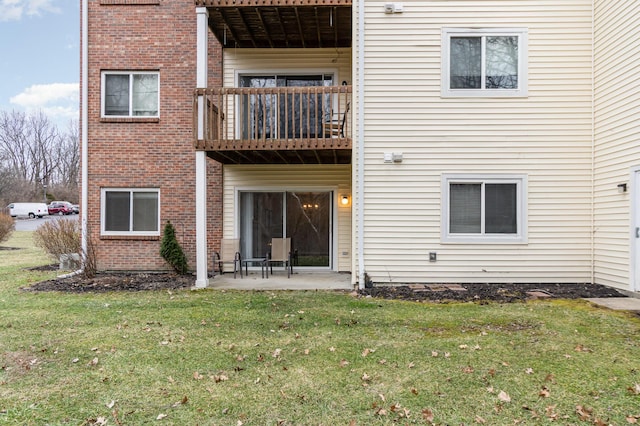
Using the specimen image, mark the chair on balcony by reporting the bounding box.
[213,238,242,278]
[324,102,350,138]
[266,237,293,278]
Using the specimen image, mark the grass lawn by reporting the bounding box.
[1,231,640,425]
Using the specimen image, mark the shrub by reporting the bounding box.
[0,213,15,244]
[160,221,188,274]
[33,218,81,263]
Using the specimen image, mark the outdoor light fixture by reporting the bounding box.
[617,183,628,193]
[341,195,350,206]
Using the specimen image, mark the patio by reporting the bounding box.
[207,270,353,291]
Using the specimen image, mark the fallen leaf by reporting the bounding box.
[628,384,640,395]
[272,348,281,358]
[431,351,438,357]
[462,366,474,374]
[156,413,167,420]
[411,387,418,395]
[422,408,434,422]
[545,373,556,383]
[576,405,593,421]
[539,386,550,398]
[362,348,371,357]
[193,372,203,380]
[475,415,486,423]
[328,347,336,352]
[498,391,511,403]
[379,393,386,402]
[361,373,371,381]
[88,357,99,366]
[626,414,639,423]
[107,400,116,409]
[525,367,534,374]
[339,359,349,367]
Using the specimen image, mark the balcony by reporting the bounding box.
[194,85,352,164]
[195,0,352,49]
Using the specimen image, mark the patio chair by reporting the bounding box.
[324,102,350,138]
[213,238,242,278]
[266,237,292,278]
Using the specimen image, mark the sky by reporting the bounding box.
[0,0,79,129]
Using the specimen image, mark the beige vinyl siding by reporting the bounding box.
[593,0,640,291]
[224,48,351,87]
[223,165,352,272]
[359,0,594,283]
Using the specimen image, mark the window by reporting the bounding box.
[101,189,160,235]
[441,174,527,243]
[101,71,159,117]
[442,28,528,97]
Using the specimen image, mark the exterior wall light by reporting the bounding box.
[617,183,627,193]
[340,195,350,206]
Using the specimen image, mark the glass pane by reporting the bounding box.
[450,183,481,233]
[450,37,481,89]
[240,192,284,259]
[104,75,130,116]
[105,191,130,231]
[485,183,517,234]
[286,192,330,267]
[132,74,158,116]
[132,192,158,232]
[485,36,518,89]
[240,76,277,139]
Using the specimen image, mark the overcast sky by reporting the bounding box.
[0,0,79,128]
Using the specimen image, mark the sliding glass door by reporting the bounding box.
[239,191,332,267]
[239,74,333,139]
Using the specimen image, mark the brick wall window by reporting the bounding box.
[101,71,159,117]
[101,188,160,236]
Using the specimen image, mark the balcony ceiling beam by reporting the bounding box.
[255,8,275,48]
[206,4,351,48]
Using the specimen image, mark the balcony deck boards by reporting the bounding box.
[194,85,352,165]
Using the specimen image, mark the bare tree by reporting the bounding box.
[0,109,79,206]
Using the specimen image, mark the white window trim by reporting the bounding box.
[441,28,528,98]
[101,71,160,118]
[441,174,528,244]
[100,188,161,236]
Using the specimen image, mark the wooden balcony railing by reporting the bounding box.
[194,85,352,152]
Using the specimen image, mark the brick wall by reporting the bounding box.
[84,0,223,272]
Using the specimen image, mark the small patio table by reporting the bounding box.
[242,257,268,278]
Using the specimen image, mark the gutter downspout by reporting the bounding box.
[357,0,365,289]
[80,0,89,272]
[590,0,595,286]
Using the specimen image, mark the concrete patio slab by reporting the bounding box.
[206,271,354,291]
[585,297,640,312]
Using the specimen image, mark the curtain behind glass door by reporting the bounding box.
[240,192,284,259]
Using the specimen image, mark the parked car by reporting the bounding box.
[72,204,79,214]
[48,201,74,215]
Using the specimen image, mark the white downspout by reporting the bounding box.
[357,0,365,289]
[80,0,88,269]
[194,7,209,288]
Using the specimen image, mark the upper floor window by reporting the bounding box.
[101,188,160,236]
[441,28,528,97]
[101,71,159,117]
[441,174,527,243]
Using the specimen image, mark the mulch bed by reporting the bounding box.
[22,271,629,303]
[360,282,627,303]
[24,272,194,293]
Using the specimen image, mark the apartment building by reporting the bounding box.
[80,0,640,293]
